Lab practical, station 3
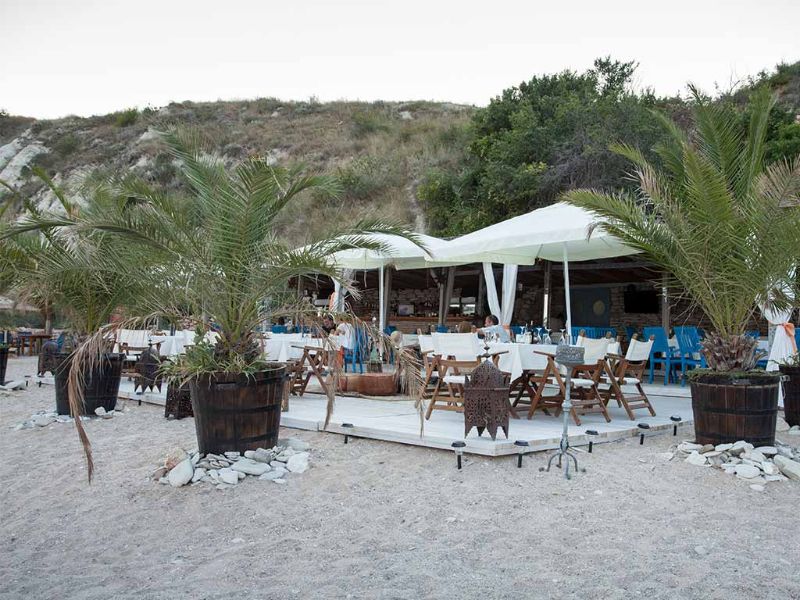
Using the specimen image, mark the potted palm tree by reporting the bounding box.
[44,130,421,463]
[0,170,139,417]
[565,87,800,446]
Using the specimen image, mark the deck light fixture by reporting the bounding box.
[451,441,466,469]
[585,429,599,453]
[637,422,650,445]
[514,440,529,468]
[342,422,354,444]
[670,415,682,436]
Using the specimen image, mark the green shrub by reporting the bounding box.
[53,133,80,157]
[351,109,392,138]
[335,156,402,201]
[114,108,139,127]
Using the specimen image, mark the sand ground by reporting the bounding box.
[1,356,798,600]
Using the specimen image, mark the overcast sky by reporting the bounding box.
[1,0,798,119]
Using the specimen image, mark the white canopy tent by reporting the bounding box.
[327,233,451,331]
[433,202,639,336]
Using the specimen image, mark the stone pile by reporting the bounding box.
[154,437,312,489]
[11,406,122,430]
[673,438,800,490]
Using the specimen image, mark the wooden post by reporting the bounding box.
[661,273,670,334]
[441,267,456,327]
[477,268,485,317]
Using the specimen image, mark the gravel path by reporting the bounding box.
[1,357,798,600]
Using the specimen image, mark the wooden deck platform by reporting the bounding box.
[113,378,693,456]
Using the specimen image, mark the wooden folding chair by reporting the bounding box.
[417,335,441,400]
[528,342,612,425]
[509,344,557,414]
[601,334,656,420]
[425,333,482,419]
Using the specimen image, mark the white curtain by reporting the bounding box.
[762,305,797,371]
[482,263,518,325]
[331,268,354,312]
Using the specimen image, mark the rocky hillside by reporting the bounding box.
[0,99,473,240]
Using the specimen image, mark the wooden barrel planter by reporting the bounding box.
[189,365,287,455]
[164,382,193,419]
[358,373,396,396]
[0,346,8,385]
[690,374,780,446]
[779,365,800,427]
[54,353,124,416]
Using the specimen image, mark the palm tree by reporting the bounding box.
[1,169,142,343]
[564,87,800,371]
[10,129,423,476]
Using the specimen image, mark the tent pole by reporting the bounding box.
[443,267,456,327]
[383,267,393,331]
[477,268,485,317]
[378,265,385,333]
[542,261,551,328]
[562,244,572,342]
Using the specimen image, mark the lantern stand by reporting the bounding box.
[542,344,585,480]
[670,415,682,436]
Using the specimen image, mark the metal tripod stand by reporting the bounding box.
[543,344,585,480]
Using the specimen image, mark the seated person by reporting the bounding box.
[320,314,336,335]
[476,314,511,343]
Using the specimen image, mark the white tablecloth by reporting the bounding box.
[488,343,558,381]
[151,330,219,357]
[262,334,346,362]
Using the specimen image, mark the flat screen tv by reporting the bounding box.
[623,288,660,314]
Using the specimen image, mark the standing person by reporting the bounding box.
[477,315,511,342]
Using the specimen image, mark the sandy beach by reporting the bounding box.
[1,356,798,600]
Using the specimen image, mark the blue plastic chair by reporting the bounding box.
[572,326,593,339]
[597,327,617,338]
[673,326,707,385]
[271,325,288,334]
[510,326,524,336]
[435,325,449,333]
[644,326,678,385]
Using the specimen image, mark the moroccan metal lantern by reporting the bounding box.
[37,339,61,378]
[463,359,510,440]
[134,345,163,393]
